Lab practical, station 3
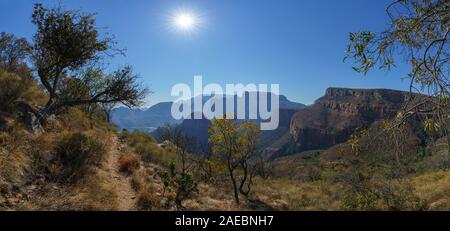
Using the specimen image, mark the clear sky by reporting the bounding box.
[0,0,412,106]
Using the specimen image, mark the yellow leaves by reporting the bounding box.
[423,119,440,133]
[347,128,372,155]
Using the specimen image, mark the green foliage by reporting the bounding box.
[54,132,105,183]
[26,3,148,126]
[208,117,263,204]
[159,162,198,207]
[345,0,449,138]
[31,3,111,72]
[0,32,31,75]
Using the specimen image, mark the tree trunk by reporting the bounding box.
[16,102,43,133]
[227,159,240,205]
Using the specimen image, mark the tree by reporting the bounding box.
[160,123,194,175]
[236,121,260,197]
[0,32,31,76]
[208,116,261,205]
[160,124,197,209]
[345,0,449,143]
[27,4,148,129]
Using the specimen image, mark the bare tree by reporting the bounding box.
[160,123,194,174]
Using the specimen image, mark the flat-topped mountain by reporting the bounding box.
[289,87,410,154]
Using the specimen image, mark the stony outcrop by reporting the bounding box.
[289,87,410,152]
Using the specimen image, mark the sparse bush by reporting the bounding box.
[158,163,197,208]
[0,71,31,112]
[137,187,160,211]
[54,133,105,183]
[130,172,145,192]
[118,154,140,174]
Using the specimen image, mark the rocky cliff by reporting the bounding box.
[289,87,410,152]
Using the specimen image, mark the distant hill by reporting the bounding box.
[111,92,306,131]
[111,102,179,132]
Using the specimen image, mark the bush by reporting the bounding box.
[126,131,157,146]
[118,154,141,174]
[124,131,176,167]
[54,133,105,183]
[0,71,46,113]
[0,71,29,112]
[137,187,160,211]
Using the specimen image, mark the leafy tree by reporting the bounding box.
[208,116,261,204]
[345,0,449,142]
[26,4,148,129]
[0,32,31,76]
[159,162,197,210]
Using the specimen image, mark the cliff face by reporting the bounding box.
[289,87,409,152]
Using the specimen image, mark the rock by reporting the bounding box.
[288,88,410,154]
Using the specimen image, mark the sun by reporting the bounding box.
[169,9,203,34]
[174,13,196,30]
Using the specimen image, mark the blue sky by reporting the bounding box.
[0,0,411,105]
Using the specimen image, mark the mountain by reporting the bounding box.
[285,87,411,157]
[111,92,306,131]
[111,102,181,131]
[149,87,418,160]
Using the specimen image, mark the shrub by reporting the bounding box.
[126,131,157,146]
[54,133,105,183]
[118,154,141,174]
[0,71,46,113]
[124,131,177,167]
[137,187,160,211]
[130,172,145,191]
[0,71,29,112]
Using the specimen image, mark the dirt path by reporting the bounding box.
[105,137,137,211]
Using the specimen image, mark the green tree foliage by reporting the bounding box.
[27,3,148,128]
[208,117,261,204]
[0,32,31,76]
[345,0,449,139]
[159,162,198,209]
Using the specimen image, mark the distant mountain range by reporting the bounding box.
[114,87,419,160]
[111,92,306,131]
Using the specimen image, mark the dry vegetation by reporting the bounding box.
[1,1,449,211]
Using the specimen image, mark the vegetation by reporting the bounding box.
[345,0,449,143]
[0,0,448,211]
[208,117,263,205]
[0,4,149,130]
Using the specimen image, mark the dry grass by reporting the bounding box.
[136,186,161,211]
[118,154,141,175]
[412,171,450,210]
